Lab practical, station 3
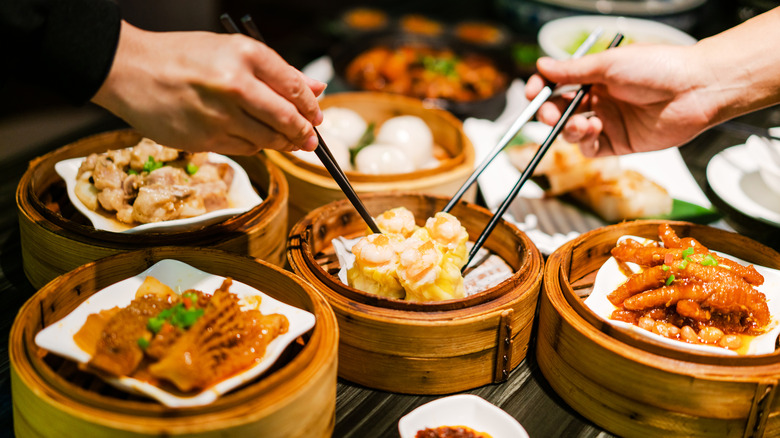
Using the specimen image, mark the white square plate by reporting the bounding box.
[398,395,529,438]
[55,152,262,233]
[584,235,780,356]
[35,259,316,407]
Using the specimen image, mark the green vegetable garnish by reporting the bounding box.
[143,155,164,173]
[421,55,458,78]
[186,163,199,175]
[137,337,150,349]
[661,265,670,272]
[665,274,675,286]
[127,169,138,175]
[349,121,376,165]
[682,247,694,261]
[701,254,719,266]
[678,260,688,270]
[146,297,204,334]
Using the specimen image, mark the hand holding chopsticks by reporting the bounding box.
[463,33,625,271]
[220,13,381,234]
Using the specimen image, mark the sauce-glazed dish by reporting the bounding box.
[55,138,262,233]
[34,259,315,407]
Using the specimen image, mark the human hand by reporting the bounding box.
[92,21,326,155]
[525,44,718,156]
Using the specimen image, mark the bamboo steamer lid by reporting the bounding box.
[287,192,543,394]
[265,92,477,228]
[16,129,289,289]
[537,220,780,437]
[10,247,338,438]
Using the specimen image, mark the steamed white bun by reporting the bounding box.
[319,107,368,148]
[355,144,415,174]
[290,134,352,171]
[375,116,434,168]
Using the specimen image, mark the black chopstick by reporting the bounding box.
[462,33,625,272]
[220,13,381,233]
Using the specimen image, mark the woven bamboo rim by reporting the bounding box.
[10,247,338,437]
[16,129,289,289]
[537,220,780,437]
[288,192,543,394]
[265,92,476,227]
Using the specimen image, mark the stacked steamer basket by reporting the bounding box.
[16,129,288,289]
[264,92,476,228]
[287,192,543,394]
[10,247,338,438]
[538,220,780,437]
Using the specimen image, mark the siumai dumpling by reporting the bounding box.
[347,233,405,299]
[374,206,418,238]
[395,236,465,302]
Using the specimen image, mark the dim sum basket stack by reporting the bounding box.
[10,247,338,438]
[287,192,543,394]
[16,129,289,289]
[537,220,780,438]
[264,92,476,228]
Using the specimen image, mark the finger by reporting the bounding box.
[560,114,590,144]
[577,118,603,157]
[536,52,615,87]
[238,78,317,148]
[301,73,327,99]
[250,44,323,124]
[524,74,547,100]
[536,101,563,126]
[226,111,305,153]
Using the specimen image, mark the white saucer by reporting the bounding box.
[706,143,780,227]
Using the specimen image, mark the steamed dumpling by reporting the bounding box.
[375,206,417,238]
[375,115,434,168]
[290,134,352,171]
[395,237,465,302]
[347,233,404,299]
[319,107,368,147]
[354,144,415,174]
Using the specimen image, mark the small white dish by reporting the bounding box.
[538,15,696,60]
[398,394,529,438]
[707,143,780,227]
[34,259,316,407]
[584,235,780,356]
[745,134,780,198]
[55,152,262,233]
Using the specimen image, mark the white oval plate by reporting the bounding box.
[584,235,780,356]
[398,394,529,438]
[55,152,262,233]
[538,15,697,60]
[34,259,316,407]
[707,143,780,227]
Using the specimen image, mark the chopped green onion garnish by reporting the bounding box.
[147,317,165,334]
[701,254,719,266]
[678,260,689,270]
[665,275,675,286]
[186,163,199,175]
[682,247,694,261]
[127,169,138,175]
[143,155,164,173]
[137,337,150,349]
[661,265,670,272]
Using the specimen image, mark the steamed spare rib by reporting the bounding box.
[74,276,289,393]
[74,138,235,225]
[606,225,770,352]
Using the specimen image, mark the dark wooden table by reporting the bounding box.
[0,102,778,437]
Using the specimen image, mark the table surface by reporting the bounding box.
[1,99,779,438]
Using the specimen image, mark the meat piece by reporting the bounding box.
[622,282,712,311]
[97,187,129,213]
[129,138,180,171]
[611,239,682,266]
[607,265,668,306]
[190,181,229,212]
[132,184,192,223]
[676,300,711,321]
[703,285,770,328]
[92,157,125,190]
[144,166,188,186]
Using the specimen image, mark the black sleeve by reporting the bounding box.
[1,0,121,105]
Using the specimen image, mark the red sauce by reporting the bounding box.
[415,426,492,438]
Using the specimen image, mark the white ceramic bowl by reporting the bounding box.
[746,132,780,198]
[398,394,529,438]
[538,15,697,60]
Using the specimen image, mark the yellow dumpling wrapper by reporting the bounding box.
[396,238,465,302]
[347,233,405,299]
[424,212,469,269]
[374,206,418,238]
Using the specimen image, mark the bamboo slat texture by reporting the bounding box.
[265,92,477,228]
[288,192,543,394]
[16,130,289,289]
[10,247,338,437]
[538,220,780,438]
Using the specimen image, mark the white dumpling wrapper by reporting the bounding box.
[375,116,434,168]
[290,134,352,171]
[319,107,368,148]
[355,144,415,175]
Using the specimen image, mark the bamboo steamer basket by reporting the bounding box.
[16,129,289,289]
[10,247,338,438]
[264,92,476,228]
[537,220,780,438]
[287,192,543,394]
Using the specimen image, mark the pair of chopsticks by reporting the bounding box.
[442,27,604,213]
[462,33,625,270]
[220,13,381,233]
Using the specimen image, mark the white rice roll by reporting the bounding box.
[375,115,434,168]
[290,134,352,171]
[354,144,415,174]
[319,107,368,148]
